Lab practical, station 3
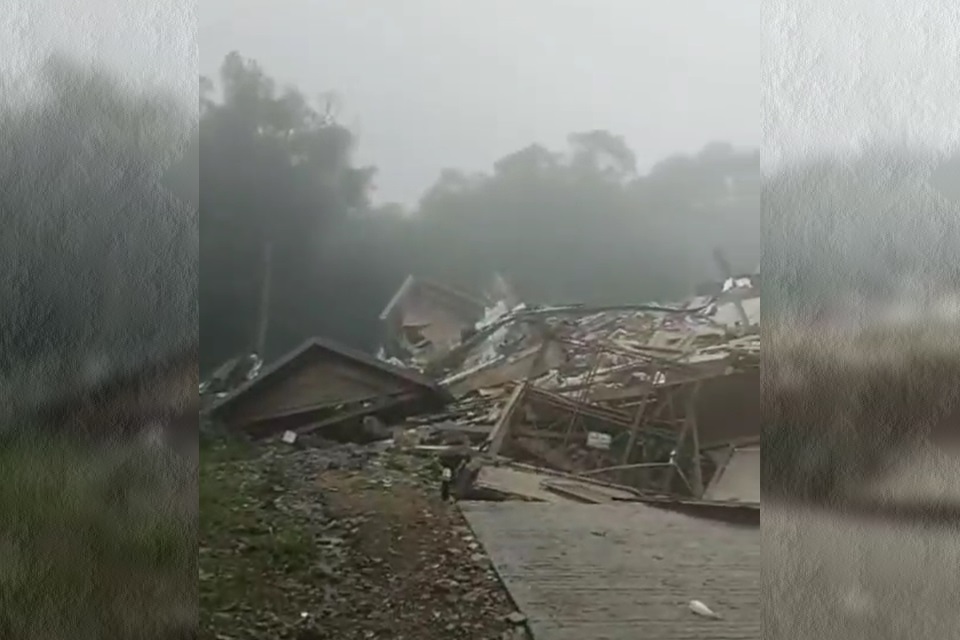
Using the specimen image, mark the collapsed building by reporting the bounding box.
[378,275,489,367]
[389,274,761,511]
[205,337,450,440]
[201,268,762,510]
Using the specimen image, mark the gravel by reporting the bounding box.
[200,439,525,640]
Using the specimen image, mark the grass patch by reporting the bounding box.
[0,434,197,639]
[199,440,331,639]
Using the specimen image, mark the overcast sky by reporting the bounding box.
[201,0,758,204]
[5,1,957,203]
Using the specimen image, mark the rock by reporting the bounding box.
[203,442,521,639]
[505,611,527,625]
[434,578,460,593]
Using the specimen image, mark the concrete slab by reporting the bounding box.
[475,466,572,502]
[460,502,759,639]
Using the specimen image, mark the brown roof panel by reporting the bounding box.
[208,336,450,417]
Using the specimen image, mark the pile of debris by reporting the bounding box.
[200,264,762,512]
[374,270,760,507]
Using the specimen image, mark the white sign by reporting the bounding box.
[586,431,612,450]
[281,431,298,444]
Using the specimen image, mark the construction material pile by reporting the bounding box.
[426,296,759,400]
[381,276,761,504]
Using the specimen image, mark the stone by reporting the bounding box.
[505,611,527,625]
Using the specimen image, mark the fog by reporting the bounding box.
[2,1,959,637]
[197,49,761,371]
[3,1,956,405]
[764,0,960,169]
[765,0,960,320]
[201,0,758,204]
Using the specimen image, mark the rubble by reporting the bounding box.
[201,266,763,638]
[377,271,761,506]
[199,263,960,638]
[199,352,262,398]
[200,269,762,522]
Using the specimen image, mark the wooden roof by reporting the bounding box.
[208,336,449,417]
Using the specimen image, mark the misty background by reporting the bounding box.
[200,0,758,205]
[2,0,958,388]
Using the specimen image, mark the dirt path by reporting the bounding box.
[200,444,525,640]
[316,471,522,640]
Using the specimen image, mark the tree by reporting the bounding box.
[198,54,763,366]
[199,52,375,371]
[411,135,759,304]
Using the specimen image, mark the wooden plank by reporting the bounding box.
[687,382,705,497]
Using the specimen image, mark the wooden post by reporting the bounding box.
[686,382,705,498]
[485,322,552,457]
[660,392,688,493]
[562,344,602,446]
[619,370,655,484]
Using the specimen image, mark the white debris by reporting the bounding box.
[689,599,721,619]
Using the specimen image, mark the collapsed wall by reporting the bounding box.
[763,320,960,501]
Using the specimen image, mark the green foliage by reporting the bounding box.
[200,52,376,367]
[199,442,330,638]
[764,320,960,500]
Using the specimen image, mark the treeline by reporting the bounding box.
[2,53,956,388]
[200,53,960,371]
[199,53,761,371]
[765,145,960,317]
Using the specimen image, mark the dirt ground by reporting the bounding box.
[315,471,523,640]
[200,443,525,640]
